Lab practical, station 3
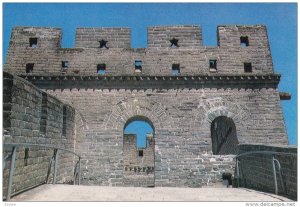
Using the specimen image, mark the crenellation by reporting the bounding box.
[5,25,274,76]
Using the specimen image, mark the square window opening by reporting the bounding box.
[135,60,142,72]
[62,61,69,68]
[26,63,34,73]
[172,64,180,75]
[244,62,252,73]
[29,38,38,48]
[240,36,249,47]
[97,64,106,75]
[209,60,217,71]
[138,150,144,157]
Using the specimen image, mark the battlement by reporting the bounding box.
[217,25,269,47]
[9,27,62,49]
[147,25,202,48]
[4,25,274,76]
[75,27,131,49]
[8,25,269,49]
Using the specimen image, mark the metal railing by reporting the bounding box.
[3,143,81,201]
[235,150,296,196]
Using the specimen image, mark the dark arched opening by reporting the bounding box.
[211,116,239,155]
[123,116,155,187]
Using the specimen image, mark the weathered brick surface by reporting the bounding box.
[3,72,76,198]
[237,144,297,200]
[3,25,290,189]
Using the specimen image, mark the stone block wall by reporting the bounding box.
[4,25,273,76]
[236,144,297,200]
[3,72,76,199]
[44,81,287,187]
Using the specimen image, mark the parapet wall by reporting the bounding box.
[3,72,76,198]
[236,144,297,200]
[4,25,274,76]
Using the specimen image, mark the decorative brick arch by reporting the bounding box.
[194,97,251,130]
[102,98,169,131]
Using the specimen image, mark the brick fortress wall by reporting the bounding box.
[3,25,289,188]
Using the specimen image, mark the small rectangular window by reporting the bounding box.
[138,150,143,157]
[209,60,217,72]
[29,38,38,48]
[26,63,34,73]
[240,36,249,47]
[244,62,252,73]
[135,60,142,72]
[62,61,69,68]
[97,64,106,75]
[172,64,180,75]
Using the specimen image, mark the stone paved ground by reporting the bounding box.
[10,184,292,202]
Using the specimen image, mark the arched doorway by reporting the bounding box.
[123,116,155,187]
[211,116,239,155]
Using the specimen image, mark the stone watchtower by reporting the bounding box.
[4,25,288,187]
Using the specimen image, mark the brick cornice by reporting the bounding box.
[19,74,281,89]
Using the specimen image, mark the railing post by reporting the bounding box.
[53,149,58,184]
[7,146,17,201]
[73,160,78,185]
[78,157,81,185]
[46,160,52,184]
[272,155,278,195]
[273,158,286,195]
[236,158,240,188]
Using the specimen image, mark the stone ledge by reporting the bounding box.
[20,74,281,89]
[20,74,280,82]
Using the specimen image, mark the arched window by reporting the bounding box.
[211,116,239,155]
[123,116,155,187]
[124,116,154,148]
